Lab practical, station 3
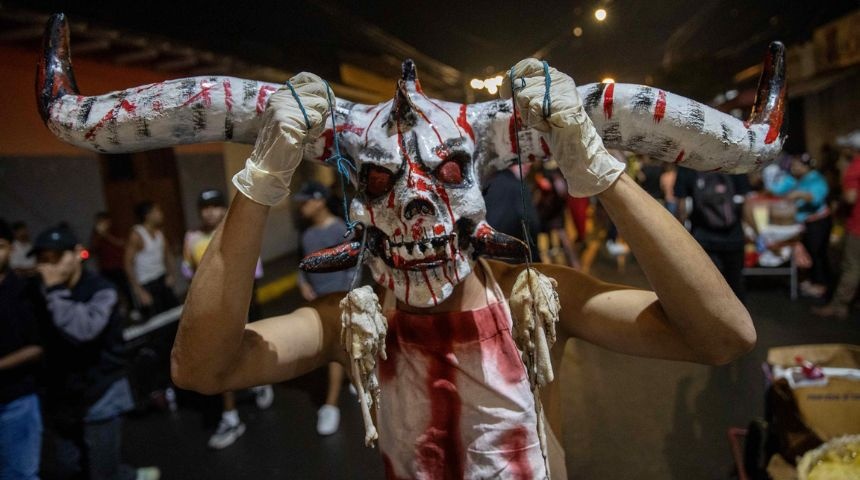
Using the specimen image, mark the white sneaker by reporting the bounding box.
[136,467,161,480]
[348,383,357,396]
[208,418,246,449]
[316,405,340,436]
[252,385,274,410]
[606,239,629,257]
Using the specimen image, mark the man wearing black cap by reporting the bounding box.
[0,218,44,480]
[31,225,159,480]
[294,181,355,436]
[182,189,273,449]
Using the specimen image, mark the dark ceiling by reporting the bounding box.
[4,0,858,101]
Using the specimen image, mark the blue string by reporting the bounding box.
[322,80,360,235]
[541,61,552,120]
[284,80,311,131]
[507,61,554,264]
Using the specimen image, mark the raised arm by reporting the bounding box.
[171,72,341,394]
[506,59,755,365]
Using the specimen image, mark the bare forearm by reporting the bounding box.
[172,194,269,390]
[597,175,755,363]
[0,345,42,370]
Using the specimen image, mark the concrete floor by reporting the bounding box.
[117,257,860,479]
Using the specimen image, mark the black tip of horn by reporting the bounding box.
[748,41,787,144]
[401,59,417,82]
[37,13,80,124]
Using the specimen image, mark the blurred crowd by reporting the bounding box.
[2,130,859,479]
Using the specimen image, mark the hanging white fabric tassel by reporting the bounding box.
[509,267,561,387]
[509,266,561,480]
[340,285,388,447]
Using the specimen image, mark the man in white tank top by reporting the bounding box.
[124,201,177,317]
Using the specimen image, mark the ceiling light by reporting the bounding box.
[573,26,583,37]
[595,8,607,21]
[470,78,484,89]
[601,77,615,84]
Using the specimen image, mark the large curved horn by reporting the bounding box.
[37,13,356,158]
[475,41,787,175]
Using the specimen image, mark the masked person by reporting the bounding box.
[32,225,159,480]
[171,64,757,479]
[182,189,273,449]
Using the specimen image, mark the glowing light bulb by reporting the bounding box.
[601,77,615,84]
[572,26,583,37]
[486,84,499,95]
[470,78,484,89]
[595,8,607,21]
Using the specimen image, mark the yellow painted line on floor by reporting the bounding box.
[256,271,299,304]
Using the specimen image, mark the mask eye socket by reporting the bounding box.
[434,152,470,186]
[363,165,395,199]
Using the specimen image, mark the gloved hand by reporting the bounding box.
[233,72,331,206]
[502,59,625,197]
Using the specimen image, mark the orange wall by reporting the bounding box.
[0,45,222,157]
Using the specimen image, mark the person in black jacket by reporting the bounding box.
[32,225,160,480]
[0,218,44,480]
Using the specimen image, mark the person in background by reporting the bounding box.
[769,154,832,299]
[0,218,44,480]
[32,224,159,480]
[484,164,542,261]
[125,201,177,317]
[535,162,579,268]
[182,189,274,449]
[660,163,679,215]
[91,212,134,319]
[10,221,37,274]
[675,167,751,301]
[295,181,355,435]
[814,132,860,318]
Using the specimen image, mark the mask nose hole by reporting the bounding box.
[403,199,436,220]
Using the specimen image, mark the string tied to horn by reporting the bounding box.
[321,80,360,236]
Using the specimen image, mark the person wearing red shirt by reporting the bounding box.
[814,131,860,319]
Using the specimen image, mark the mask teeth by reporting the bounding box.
[384,233,455,265]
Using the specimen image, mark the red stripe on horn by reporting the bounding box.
[674,149,685,164]
[764,85,786,145]
[603,82,615,120]
[654,90,667,123]
[256,85,277,114]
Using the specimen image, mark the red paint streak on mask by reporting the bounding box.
[603,82,615,120]
[394,228,402,238]
[653,90,666,123]
[433,184,456,224]
[255,85,277,114]
[433,224,445,235]
[414,79,424,94]
[84,99,137,140]
[442,264,454,286]
[319,129,334,162]
[499,426,534,480]
[411,218,425,240]
[421,270,439,305]
[673,149,685,164]
[457,104,475,141]
[404,272,411,304]
[368,204,376,225]
[414,108,447,159]
[181,81,213,107]
[387,190,396,209]
[223,79,233,112]
[388,276,395,290]
[364,102,388,147]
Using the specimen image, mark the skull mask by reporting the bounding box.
[308,60,527,307]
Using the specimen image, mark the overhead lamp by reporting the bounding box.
[470,78,484,89]
[595,8,607,21]
[601,77,615,84]
[470,75,504,95]
[572,26,583,37]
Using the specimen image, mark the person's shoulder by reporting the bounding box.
[81,270,117,294]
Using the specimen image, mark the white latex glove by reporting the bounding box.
[502,59,625,197]
[233,72,331,206]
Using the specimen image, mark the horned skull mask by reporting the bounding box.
[37,13,787,308]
